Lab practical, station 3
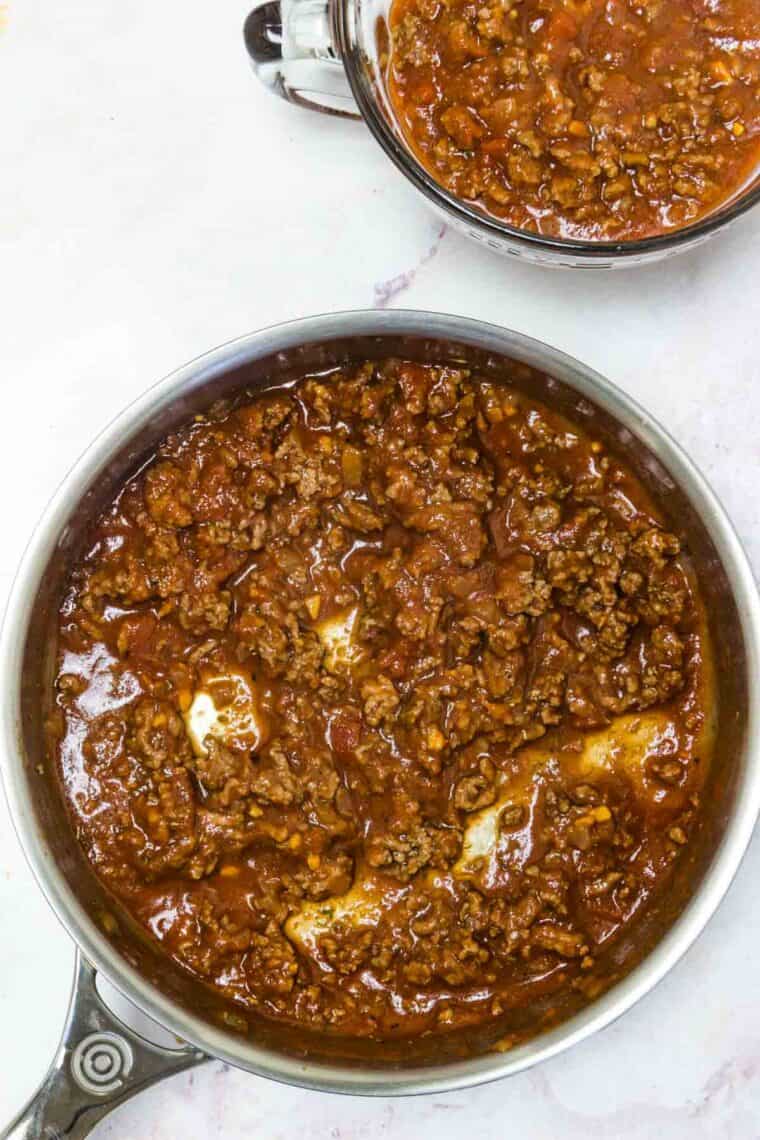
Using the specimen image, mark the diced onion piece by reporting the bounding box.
[316,606,362,673]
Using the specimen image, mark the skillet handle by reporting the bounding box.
[1,950,206,1139]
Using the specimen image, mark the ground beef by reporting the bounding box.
[384,0,760,240]
[53,359,712,1043]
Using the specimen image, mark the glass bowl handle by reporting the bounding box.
[243,0,361,117]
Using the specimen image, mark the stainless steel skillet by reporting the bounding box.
[2,310,759,1137]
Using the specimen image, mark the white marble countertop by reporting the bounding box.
[2,1,760,1136]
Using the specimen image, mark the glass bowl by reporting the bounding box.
[243,0,760,268]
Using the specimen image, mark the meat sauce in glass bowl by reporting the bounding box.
[51,360,715,1045]
[382,0,760,240]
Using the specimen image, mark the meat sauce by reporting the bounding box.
[383,0,760,240]
[52,361,714,1042]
